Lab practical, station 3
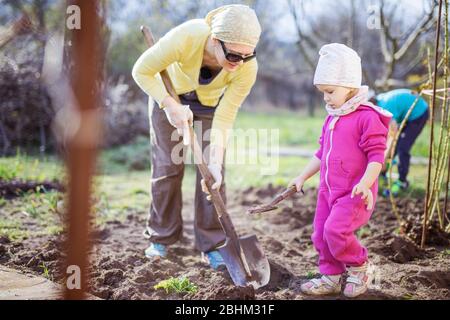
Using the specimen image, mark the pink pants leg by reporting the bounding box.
[312,189,372,275]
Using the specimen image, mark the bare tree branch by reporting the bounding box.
[379,0,394,63]
[0,14,31,49]
[394,4,437,60]
[376,0,438,89]
[287,0,316,70]
[398,44,427,78]
[287,0,341,71]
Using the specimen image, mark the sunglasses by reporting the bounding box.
[219,40,256,63]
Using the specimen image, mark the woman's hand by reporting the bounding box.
[162,96,193,146]
[200,164,222,201]
[351,182,374,210]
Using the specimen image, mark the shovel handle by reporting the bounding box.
[140,25,252,279]
[140,26,179,102]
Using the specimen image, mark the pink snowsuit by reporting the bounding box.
[313,104,391,275]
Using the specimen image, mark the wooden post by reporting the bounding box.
[64,0,103,299]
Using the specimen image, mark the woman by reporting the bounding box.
[132,4,261,269]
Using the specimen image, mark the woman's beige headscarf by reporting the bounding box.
[205,4,261,48]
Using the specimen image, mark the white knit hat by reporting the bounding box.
[313,43,362,88]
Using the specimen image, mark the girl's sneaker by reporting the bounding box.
[300,274,341,296]
[344,262,373,298]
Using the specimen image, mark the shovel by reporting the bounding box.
[247,185,304,214]
[140,26,270,289]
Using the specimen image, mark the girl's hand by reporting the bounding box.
[288,175,306,193]
[351,182,374,210]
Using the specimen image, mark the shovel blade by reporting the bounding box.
[218,234,270,289]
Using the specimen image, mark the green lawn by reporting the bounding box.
[0,110,433,238]
[0,152,64,182]
[235,110,431,158]
[0,110,434,194]
[234,110,325,150]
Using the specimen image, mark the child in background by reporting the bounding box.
[370,89,429,196]
[289,43,392,297]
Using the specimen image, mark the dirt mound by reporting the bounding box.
[386,237,425,263]
[367,233,431,263]
[2,237,63,279]
[382,197,450,246]
[0,236,11,244]
[405,270,450,289]
[240,184,287,207]
[263,260,295,291]
[402,215,450,247]
[188,270,256,300]
[1,184,449,300]
[240,185,316,230]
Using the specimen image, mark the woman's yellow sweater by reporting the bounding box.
[132,19,258,148]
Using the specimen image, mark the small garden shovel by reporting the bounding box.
[247,185,304,214]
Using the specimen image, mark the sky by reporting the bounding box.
[108,0,433,43]
[272,0,430,43]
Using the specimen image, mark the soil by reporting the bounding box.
[1,184,449,300]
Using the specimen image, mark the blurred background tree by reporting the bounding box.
[0,0,443,155]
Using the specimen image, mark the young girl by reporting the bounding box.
[289,43,392,298]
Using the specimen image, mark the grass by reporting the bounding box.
[236,110,431,158]
[0,218,28,241]
[402,292,416,300]
[96,111,427,195]
[99,136,151,175]
[154,276,198,294]
[44,225,64,236]
[0,151,63,182]
[0,110,432,238]
[20,190,63,220]
[410,123,432,158]
[441,249,450,257]
[91,172,153,225]
[0,188,64,241]
[225,155,314,189]
[235,111,325,150]
[40,262,53,281]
